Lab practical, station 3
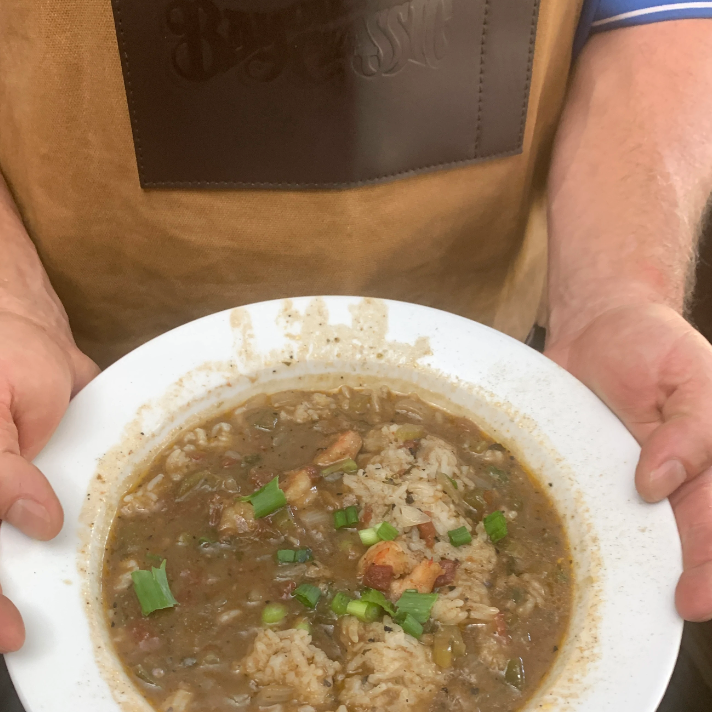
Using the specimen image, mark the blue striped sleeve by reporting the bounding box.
[575,1,712,56]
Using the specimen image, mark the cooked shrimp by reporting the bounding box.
[357,540,413,577]
[390,559,444,598]
[313,431,363,467]
[218,502,257,537]
[283,466,318,508]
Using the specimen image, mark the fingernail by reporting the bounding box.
[5,499,53,540]
[650,459,687,496]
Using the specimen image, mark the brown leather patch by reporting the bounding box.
[111,0,539,188]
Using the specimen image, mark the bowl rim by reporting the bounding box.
[0,295,683,712]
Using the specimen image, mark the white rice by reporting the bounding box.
[240,629,341,706]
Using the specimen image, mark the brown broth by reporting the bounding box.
[103,387,572,712]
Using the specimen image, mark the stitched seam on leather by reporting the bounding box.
[112,0,146,183]
[474,0,490,159]
[140,148,524,190]
[519,0,541,146]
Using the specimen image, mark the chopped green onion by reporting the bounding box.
[261,602,288,625]
[346,599,382,623]
[375,522,399,541]
[331,592,353,616]
[359,522,399,545]
[145,552,163,564]
[396,612,423,639]
[239,477,287,518]
[488,466,508,482]
[198,536,216,546]
[134,664,158,686]
[271,507,296,530]
[463,490,487,515]
[276,548,312,564]
[243,453,261,465]
[484,510,508,543]
[345,505,360,526]
[359,527,379,546]
[334,506,360,530]
[395,424,425,441]
[447,526,472,547]
[395,589,438,624]
[360,588,396,616]
[131,560,178,617]
[321,458,359,476]
[177,470,206,499]
[447,475,459,490]
[294,618,312,633]
[293,584,322,609]
[505,657,525,690]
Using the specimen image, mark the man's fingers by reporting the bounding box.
[670,470,712,621]
[676,563,712,622]
[0,447,63,541]
[0,402,63,540]
[636,386,712,502]
[0,591,25,653]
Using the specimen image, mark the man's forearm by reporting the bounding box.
[0,172,74,341]
[547,20,712,344]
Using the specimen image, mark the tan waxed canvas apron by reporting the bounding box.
[0,0,582,368]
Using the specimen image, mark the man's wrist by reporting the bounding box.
[547,282,683,347]
[0,287,75,352]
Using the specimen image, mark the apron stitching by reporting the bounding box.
[519,0,542,146]
[137,147,524,190]
[112,0,145,181]
[474,0,490,159]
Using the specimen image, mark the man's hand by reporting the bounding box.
[0,312,98,653]
[0,175,99,652]
[546,21,712,621]
[546,304,712,621]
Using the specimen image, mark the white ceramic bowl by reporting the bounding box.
[0,296,682,712]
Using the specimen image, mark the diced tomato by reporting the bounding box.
[363,564,394,592]
[128,620,162,652]
[494,612,511,642]
[360,505,373,527]
[434,559,459,587]
[417,521,437,548]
